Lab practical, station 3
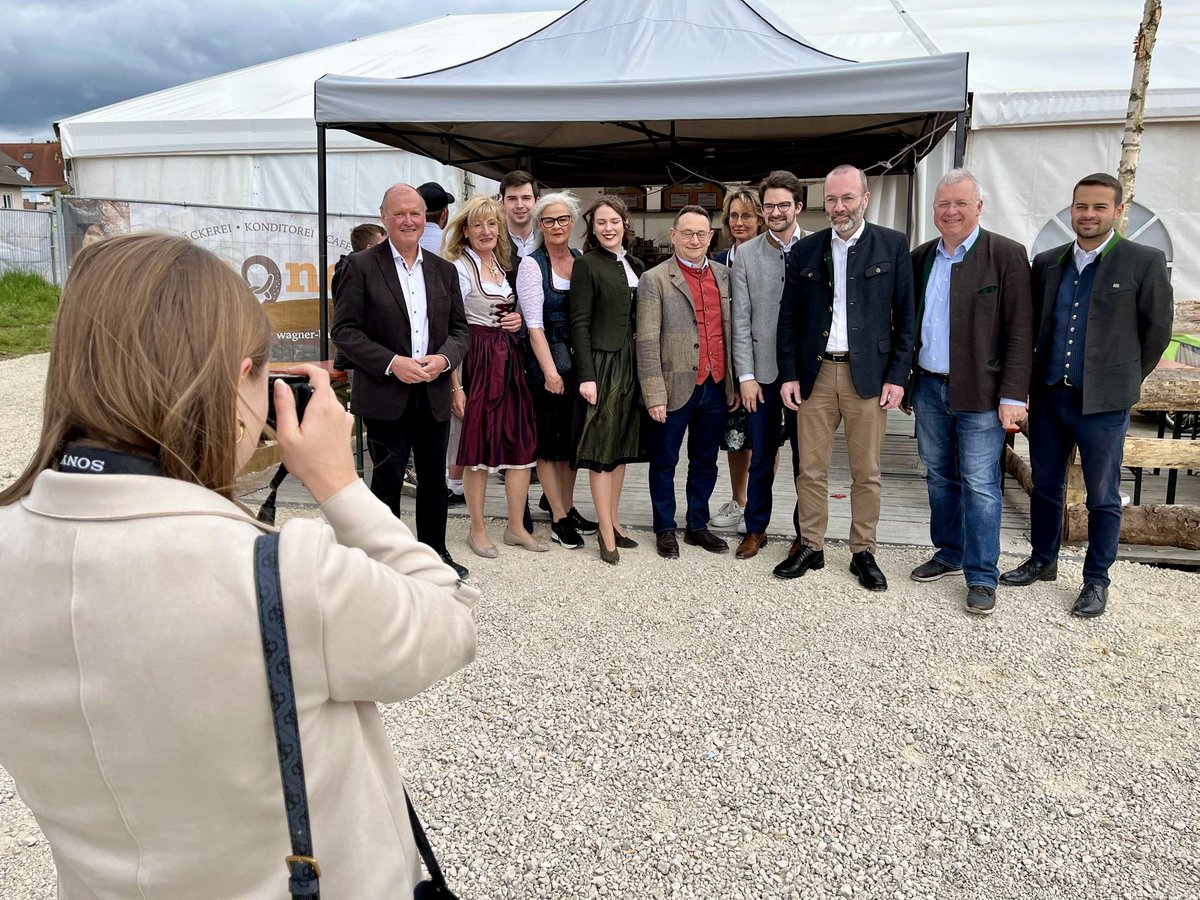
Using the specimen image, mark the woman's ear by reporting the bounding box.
[238,357,253,382]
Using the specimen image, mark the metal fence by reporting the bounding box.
[0,207,57,283]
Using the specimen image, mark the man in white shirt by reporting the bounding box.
[416,182,455,255]
[500,170,539,276]
[332,183,471,578]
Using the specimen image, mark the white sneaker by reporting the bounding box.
[709,500,744,529]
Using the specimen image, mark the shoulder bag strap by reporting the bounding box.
[254,533,321,899]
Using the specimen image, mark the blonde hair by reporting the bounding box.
[440,195,512,272]
[0,233,271,504]
[721,186,765,235]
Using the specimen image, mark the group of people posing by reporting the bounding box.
[331,165,1173,619]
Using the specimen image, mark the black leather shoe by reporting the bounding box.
[684,528,729,554]
[911,557,963,582]
[773,545,825,579]
[551,519,583,549]
[999,558,1058,586]
[965,584,996,616]
[613,530,638,549]
[445,489,466,507]
[538,492,551,513]
[1071,583,1109,618]
[850,550,888,592]
[656,530,680,559]
[440,553,469,580]
[568,507,599,535]
[522,502,534,534]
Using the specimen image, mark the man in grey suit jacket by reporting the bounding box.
[1001,172,1172,617]
[637,205,738,559]
[730,170,807,560]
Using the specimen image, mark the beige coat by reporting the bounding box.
[0,472,478,899]
[636,256,735,413]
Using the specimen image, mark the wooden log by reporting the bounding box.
[1135,366,1200,412]
[1065,502,1200,550]
[1003,445,1033,495]
[1121,436,1200,470]
[1172,298,1200,335]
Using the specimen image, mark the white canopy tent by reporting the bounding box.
[56,1,1200,294]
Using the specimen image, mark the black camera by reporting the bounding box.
[266,374,315,430]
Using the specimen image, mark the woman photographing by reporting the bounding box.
[0,233,478,898]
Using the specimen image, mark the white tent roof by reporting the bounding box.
[58,0,1200,160]
[315,0,967,184]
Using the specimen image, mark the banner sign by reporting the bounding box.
[61,198,376,360]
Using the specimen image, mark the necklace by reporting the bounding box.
[479,254,502,281]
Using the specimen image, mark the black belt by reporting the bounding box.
[918,367,949,382]
[822,352,849,362]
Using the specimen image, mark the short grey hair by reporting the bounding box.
[826,165,869,195]
[937,168,983,202]
[531,191,582,249]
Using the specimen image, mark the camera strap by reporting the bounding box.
[58,443,162,477]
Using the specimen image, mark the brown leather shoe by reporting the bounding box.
[736,532,769,559]
[684,528,729,554]
[656,530,680,559]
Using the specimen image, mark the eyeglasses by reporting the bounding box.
[762,202,794,213]
[468,219,498,230]
[676,229,711,241]
[728,212,760,222]
[539,215,573,228]
[824,194,861,208]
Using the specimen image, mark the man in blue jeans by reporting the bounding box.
[908,170,1033,615]
[1000,173,1172,617]
[636,206,738,558]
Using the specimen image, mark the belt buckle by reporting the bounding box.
[285,855,322,878]
[1062,374,1076,388]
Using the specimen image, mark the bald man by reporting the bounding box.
[332,183,470,578]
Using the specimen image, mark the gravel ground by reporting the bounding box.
[1,353,1198,899]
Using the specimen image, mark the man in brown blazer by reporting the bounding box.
[637,205,739,558]
[907,169,1033,615]
[332,183,470,578]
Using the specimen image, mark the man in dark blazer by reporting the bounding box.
[775,165,915,591]
[907,169,1033,616]
[1001,172,1172,617]
[332,183,470,578]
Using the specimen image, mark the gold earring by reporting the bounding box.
[236,419,246,443]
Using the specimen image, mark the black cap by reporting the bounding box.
[416,182,455,213]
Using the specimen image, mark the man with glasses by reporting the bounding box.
[775,165,915,591]
[730,170,807,559]
[637,205,739,558]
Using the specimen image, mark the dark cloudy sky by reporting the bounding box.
[0,0,559,142]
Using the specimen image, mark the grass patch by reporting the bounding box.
[0,270,59,358]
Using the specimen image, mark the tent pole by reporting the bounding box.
[317,125,329,361]
[904,153,916,243]
[953,111,967,167]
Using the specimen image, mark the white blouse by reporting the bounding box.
[516,254,572,330]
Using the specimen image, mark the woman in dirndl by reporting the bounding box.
[443,195,547,558]
[569,196,648,564]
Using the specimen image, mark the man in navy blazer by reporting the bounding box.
[1001,172,1172,617]
[332,183,470,577]
[775,165,915,591]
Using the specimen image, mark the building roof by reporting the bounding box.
[0,142,68,190]
[0,166,31,188]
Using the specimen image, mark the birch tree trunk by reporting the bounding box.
[1117,0,1163,235]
